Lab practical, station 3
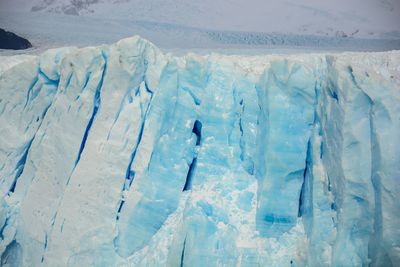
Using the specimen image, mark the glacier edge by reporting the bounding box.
[0,36,399,266]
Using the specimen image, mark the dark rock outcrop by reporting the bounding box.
[0,29,32,50]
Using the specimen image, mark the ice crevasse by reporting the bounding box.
[0,36,399,266]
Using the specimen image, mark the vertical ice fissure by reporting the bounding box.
[183,120,202,191]
[299,81,319,219]
[298,139,312,217]
[8,138,33,194]
[0,218,9,240]
[123,81,153,191]
[40,234,48,262]
[23,74,39,108]
[115,79,153,220]
[238,98,254,175]
[119,53,152,193]
[69,51,107,178]
[179,237,187,267]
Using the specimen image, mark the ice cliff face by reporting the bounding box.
[0,36,399,266]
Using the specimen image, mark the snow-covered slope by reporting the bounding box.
[0,0,399,52]
[0,36,399,266]
[7,0,400,39]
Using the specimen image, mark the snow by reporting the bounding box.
[0,0,399,53]
[0,36,399,266]
[3,0,400,38]
[0,55,36,74]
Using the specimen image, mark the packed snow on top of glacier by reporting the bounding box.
[0,36,399,266]
[1,0,400,55]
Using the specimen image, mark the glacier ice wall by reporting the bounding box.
[0,36,399,267]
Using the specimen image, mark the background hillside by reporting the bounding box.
[0,0,399,52]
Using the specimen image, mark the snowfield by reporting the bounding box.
[0,0,399,53]
[0,36,399,266]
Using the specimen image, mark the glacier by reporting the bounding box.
[0,36,399,266]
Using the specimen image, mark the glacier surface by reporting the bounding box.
[0,36,399,266]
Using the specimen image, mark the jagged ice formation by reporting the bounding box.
[0,36,399,266]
